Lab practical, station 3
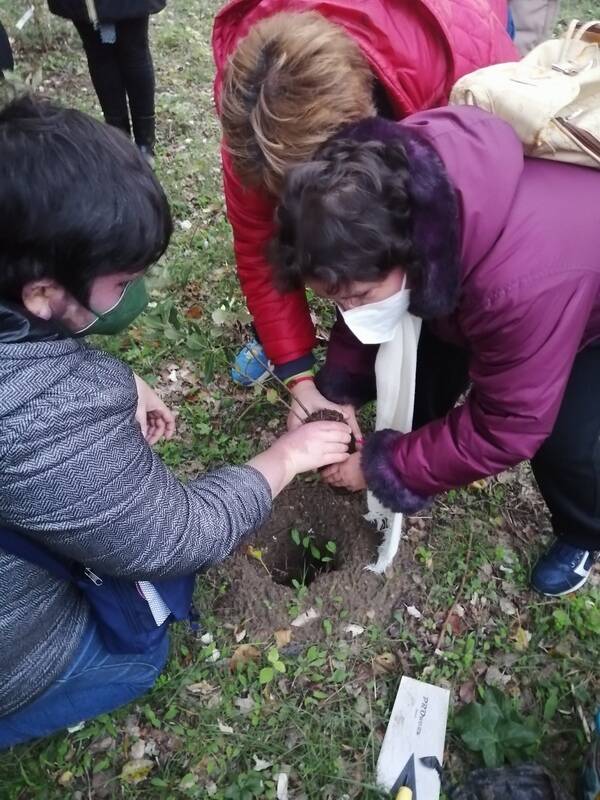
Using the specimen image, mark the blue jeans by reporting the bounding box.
[0,622,169,749]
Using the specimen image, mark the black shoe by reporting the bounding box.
[138,145,155,169]
[132,115,155,164]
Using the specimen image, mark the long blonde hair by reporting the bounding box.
[220,11,375,195]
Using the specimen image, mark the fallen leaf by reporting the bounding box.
[373,652,397,675]
[344,624,365,638]
[144,739,159,757]
[217,720,234,735]
[246,545,264,561]
[130,740,146,760]
[206,691,223,709]
[120,759,154,785]
[67,721,85,733]
[485,665,510,687]
[253,756,273,772]
[291,607,320,627]
[406,605,423,619]
[470,478,487,490]
[514,626,532,652]
[212,308,230,326]
[206,781,218,796]
[185,306,203,319]
[58,771,73,787]
[459,681,476,704]
[275,628,292,648]
[200,632,214,645]
[185,681,217,697]
[230,644,261,671]
[277,772,289,800]
[447,610,467,636]
[499,598,517,616]
[89,736,115,754]
[124,716,140,737]
[205,649,221,663]
[234,627,247,643]
[186,681,218,696]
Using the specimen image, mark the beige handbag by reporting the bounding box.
[450,20,600,168]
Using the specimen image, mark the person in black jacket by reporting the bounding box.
[0,19,14,79]
[47,0,164,162]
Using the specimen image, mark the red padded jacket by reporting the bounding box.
[212,0,519,376]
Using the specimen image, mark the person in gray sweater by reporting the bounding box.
[0,96,351,748]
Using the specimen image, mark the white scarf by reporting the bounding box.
[339,283,422,573]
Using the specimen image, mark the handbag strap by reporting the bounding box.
[0,525,75,582]
[559,18,600,62]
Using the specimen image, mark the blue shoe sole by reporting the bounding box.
[532,570,592,597]
[230,366,270,386]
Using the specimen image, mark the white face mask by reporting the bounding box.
[338,281,411,344]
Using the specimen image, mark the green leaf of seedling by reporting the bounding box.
[326,541,337,554]
[273,660,286,674]
[302,536,311,549]
[291,529,301,546]
[543,689,559,721]
[143,704,161,729]
[310,545,321,560]
[259,667,274,685]
[267,648,280,664]
[552,608,570,631]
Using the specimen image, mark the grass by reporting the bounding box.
[0,1,599,797]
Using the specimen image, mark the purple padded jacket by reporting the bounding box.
[316,107,600,512]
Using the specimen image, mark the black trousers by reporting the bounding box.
[74,17,155,146]
[413,325,600,551]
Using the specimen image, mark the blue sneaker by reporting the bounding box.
[231,339,272,386]
[531,540,596,596]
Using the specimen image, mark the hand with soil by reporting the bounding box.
[287,378,362,441]
[321,451,367,492]
[248,420,352,498]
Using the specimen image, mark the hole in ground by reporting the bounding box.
[264,529,343,588]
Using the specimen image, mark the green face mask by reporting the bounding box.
[76,277,149,336]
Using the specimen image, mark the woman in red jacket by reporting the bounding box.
[212,0,518,430]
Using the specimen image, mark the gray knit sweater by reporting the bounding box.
[0,331,271,717]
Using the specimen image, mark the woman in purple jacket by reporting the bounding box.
[271,106,600,597]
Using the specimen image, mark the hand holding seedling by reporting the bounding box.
[248,420,352,498]
[287,379,363,440]
[322,450,367,492]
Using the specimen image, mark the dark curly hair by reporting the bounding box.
[270,136,421,294]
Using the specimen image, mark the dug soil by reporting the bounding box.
[212,480,424,643]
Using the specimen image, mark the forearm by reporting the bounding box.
[247,450,292,499]
[31,461,272,580]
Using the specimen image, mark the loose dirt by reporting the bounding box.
[213,481,423,643]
